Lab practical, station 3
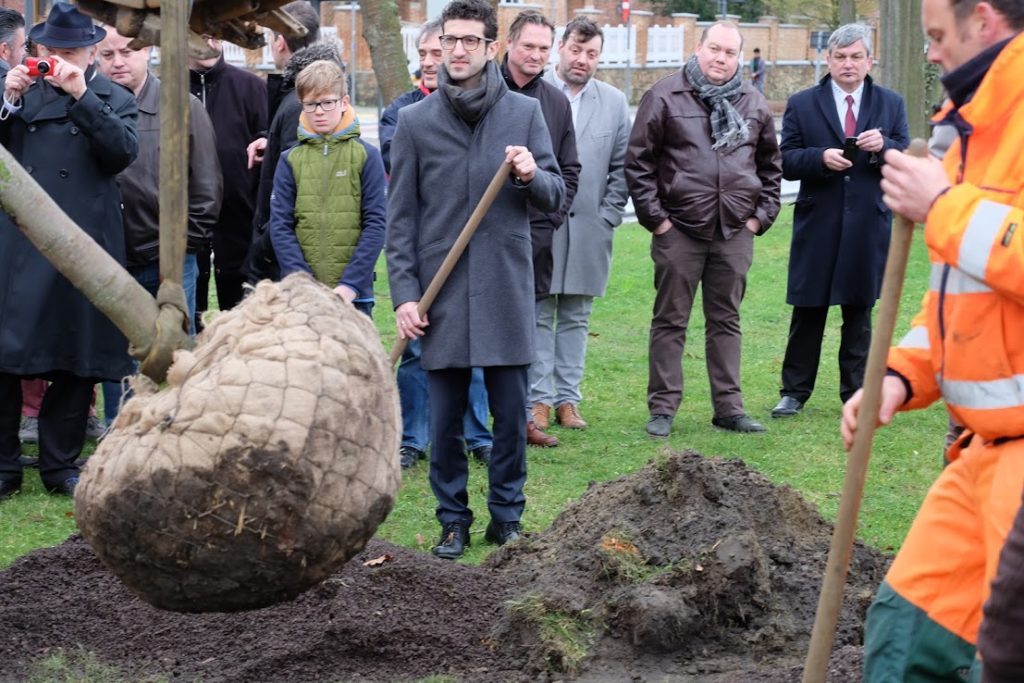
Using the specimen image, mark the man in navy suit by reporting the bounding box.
[771,23,909,418]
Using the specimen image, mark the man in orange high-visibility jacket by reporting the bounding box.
[839,0,1024,679]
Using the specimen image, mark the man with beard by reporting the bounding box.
[499,10,580,448]
[531,17,629,438]
[381,19,495,470]
[386,0,563,559]
[626,21,781,439]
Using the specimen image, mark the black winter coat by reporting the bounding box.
[781,75,909,307]
[500,57,580,297]
[189,56,267,273]
[0,72,139,380]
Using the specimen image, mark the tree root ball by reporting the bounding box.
[74,274,401,613]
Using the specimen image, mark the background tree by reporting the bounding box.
[361,0,412,107]
[878,0,930,138]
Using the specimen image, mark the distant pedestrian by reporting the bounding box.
[749,47,766,93]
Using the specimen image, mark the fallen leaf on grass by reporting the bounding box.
[362,554,393,567]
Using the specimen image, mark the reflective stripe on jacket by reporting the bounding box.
[888,33,1024,441]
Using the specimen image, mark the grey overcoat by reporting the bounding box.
[543,73,630,297]
[387,84,564,370]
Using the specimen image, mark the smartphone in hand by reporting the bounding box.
[842,136,859,162]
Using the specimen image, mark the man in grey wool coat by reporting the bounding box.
[386,0,564,560]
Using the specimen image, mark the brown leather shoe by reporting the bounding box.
[531,403,552,430]
[556,403,588,430]
[527,421,559,447]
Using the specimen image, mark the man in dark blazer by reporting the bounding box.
[499,9,580,447]
[772,23,909,418]
[387,0,564,560]
[0,2,138,500]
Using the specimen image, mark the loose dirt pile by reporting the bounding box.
[0,450,888,682]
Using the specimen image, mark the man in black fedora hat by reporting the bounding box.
[0,1,138,501]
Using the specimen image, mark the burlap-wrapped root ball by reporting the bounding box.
[75,274,401,612]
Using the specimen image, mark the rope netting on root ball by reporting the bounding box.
[74,273,401,613]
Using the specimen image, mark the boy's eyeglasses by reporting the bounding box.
[301,99,341,113]
[438,34,490,51]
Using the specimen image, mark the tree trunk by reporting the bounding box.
[361,0,413,108]
[839,0,856,24]
[879,0,929,139]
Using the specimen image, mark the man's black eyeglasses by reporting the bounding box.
[438,34,491,51]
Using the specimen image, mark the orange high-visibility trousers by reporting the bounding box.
[864,435,1024,681]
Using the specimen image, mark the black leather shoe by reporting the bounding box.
[432,521,470,559]
[0,477,22,502]
[485,520,522,546]
[771,396,804,418]
[712,414,767,433]
[45,476,79,496]
[646,414,672,438]
[470,445,492,465]
[18,455,39,468]
[399,446,424,469]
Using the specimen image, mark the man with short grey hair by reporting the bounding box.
[626,21,781,438]
[0,7,25,76]
[771,23,908,419]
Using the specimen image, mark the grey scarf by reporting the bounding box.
[438,59,507,125]
[684,55,750,150]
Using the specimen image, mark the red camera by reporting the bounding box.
[25,57,56,78]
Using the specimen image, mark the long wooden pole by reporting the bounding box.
[158,0,190,322]
[801,138,929,682]
[389,160,512,367]
[0,144,160,359]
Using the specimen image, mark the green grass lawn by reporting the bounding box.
[0,206,945,568]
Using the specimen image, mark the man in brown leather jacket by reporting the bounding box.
[626,21,781,438]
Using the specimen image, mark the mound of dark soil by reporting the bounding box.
[484,450,889,680]
[0,451,888,682]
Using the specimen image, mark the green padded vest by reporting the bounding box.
[288,122,366,287]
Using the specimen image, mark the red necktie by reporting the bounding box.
[844,94,857,137]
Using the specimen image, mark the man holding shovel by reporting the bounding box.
[840,0,1024,677]
[386,0,564,560]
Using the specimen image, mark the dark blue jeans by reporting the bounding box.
[397,337,492,453]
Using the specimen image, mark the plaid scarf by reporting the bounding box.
[684,55,750,150]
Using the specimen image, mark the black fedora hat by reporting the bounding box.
[29,2,106,49]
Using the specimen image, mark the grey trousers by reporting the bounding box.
[528,294,595,408]
[647,226,753,419]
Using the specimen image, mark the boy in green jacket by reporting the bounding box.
[270,60,387,316]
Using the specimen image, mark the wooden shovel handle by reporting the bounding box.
[802,138,930,683]
[388,160,513,367]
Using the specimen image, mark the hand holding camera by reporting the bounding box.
[25,57,56,78]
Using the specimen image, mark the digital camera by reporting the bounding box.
[25,57,56,78]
